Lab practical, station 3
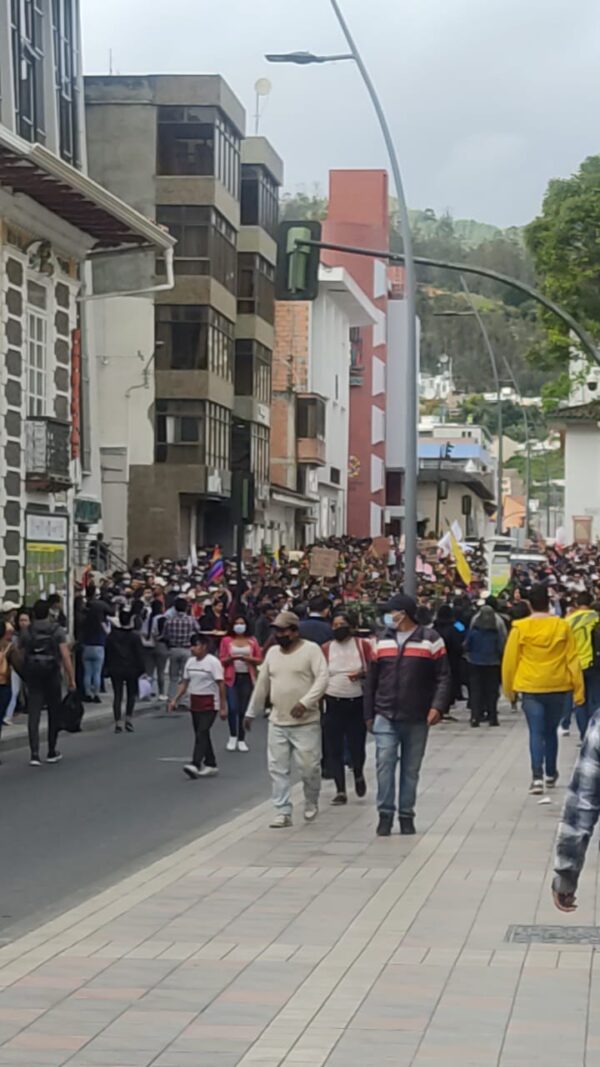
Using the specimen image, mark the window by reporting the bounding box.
[11,0,46,144]
[52,0,80,166]
[330,467,341,486]
[241,164,279,238]
[251,423,270,484]
[156,205,236,291]
[234,340,271,405]
[297,396,325,439]
[155,399,205,463]
[206,402,230,469]
[237,252,275,323]
[26,280,48,416]
[155,306,234,379]
[386,470,403,506]
[157,106,241,197]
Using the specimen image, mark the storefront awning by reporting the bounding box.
[0,127,174,252]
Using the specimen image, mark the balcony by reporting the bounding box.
[296,394,326,468]
[25,418,72,492]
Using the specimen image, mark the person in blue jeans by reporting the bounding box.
[81,584,111,703]
[364,595,451,837]
[503,583,584,796]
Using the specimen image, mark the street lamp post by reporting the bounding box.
[266,0,420,595]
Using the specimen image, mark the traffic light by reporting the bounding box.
[231,471,255,525]
[444,442,454,459]
[275,220,321,301]
[438,479,449,501]
[461,494,472,516]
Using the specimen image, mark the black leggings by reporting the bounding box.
[112,676,137,722]
[191,710,217,768]
[323,696,366,793]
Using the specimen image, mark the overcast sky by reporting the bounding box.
[80,0,600,228]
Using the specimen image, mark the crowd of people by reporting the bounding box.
[4,536,600,892]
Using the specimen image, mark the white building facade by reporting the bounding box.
[0,1,173,603]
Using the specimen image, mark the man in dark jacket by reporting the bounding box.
[105,611,145,732]
[365,594,451,837]
[298,596,333,646]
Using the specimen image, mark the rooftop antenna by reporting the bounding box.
[254,77,272,135]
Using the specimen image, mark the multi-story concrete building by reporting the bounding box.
[84,76,282,560]
[269,265,377,549]
[0,1,173,605]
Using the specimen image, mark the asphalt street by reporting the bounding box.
[0,708,270,945]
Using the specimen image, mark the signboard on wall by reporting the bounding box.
[25,512,69,614]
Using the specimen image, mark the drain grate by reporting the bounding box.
[506,924,600,945]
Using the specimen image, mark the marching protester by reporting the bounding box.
[365,594,451,837]
[0,622,13,751]
[465,604,506,726]
[565,591,600,739]
[502,582,584,796]
[244,611,329,828]
[298,595,334,646]
[163,597,199,703]
[19,599,76,766]
[170,632,227,779]
[105,611,146,732]
[81,584,111,703]
[219,616,262,752]
[322,613,372,805]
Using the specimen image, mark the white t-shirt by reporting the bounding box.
[183,653,224,700]
[326,639,363,699]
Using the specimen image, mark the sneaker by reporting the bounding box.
[399,816,416,835]
[197,766,219,777]
[183,764,201,780]
[270,813,292,828]
[237,740,249,753]
[304,805,318,822]
[125,720,134,733]
[376,813,393,837]
[114,723,123,733]
[355,775,367,799]
[546,773,559,788]
[158,694,168,702]
[529,779,544,795]
[331,792,348,806]
[226,736,238,752]
[559,726,570,737]
[46,752,63,764]
[29,755,42,767]
[92,695,101,705]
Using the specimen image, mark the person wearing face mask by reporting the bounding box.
[322,614,372,805]
[219,616,262,752]
[244,611,329,828]
[365,594,451,837]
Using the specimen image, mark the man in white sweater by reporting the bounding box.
[245,611,329,827]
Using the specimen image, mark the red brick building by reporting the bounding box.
[322,170,389,537]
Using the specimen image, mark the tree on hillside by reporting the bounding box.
[280,190,327,222]
[525,155,600,368]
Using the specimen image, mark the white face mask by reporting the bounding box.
[233,623,247,635]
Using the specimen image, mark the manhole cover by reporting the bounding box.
[506,924,600,945]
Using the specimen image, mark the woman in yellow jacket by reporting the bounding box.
[502,583,584,795]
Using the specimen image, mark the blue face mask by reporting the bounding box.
[383,613,394,628]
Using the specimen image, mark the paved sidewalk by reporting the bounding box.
[0,708,597,1066]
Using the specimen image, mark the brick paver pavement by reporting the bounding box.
[0,709,597,1066]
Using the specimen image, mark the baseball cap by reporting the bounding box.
[273,610,300,629]
[380,594,418,621]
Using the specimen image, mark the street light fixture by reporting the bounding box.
[266,0,420,596]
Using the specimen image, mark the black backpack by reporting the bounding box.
[60,690,84,733]
[24,623,61,680]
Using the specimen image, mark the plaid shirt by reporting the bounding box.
[162,612,198,649]
[554,712,600,894]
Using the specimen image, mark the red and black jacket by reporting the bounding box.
[364,626,451,724]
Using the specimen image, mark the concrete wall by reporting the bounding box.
[565,425,600,540]
[309,288,350,534]
[417,483,490,539]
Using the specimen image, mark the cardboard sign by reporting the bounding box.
[309,547,339,579]
[371,536,390,559]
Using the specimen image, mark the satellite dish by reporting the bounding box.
[255,78,272,97]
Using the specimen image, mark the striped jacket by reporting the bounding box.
[553,712,600,895]
[364,626,451,724]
